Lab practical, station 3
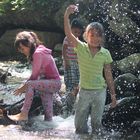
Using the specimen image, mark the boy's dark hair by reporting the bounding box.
[71,18,83,30]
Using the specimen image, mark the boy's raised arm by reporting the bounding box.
[64,5,79,48]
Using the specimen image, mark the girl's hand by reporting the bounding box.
[110,94,117,108]
[64,60,70,69]
[65,5,78,16]
[13,88,23,96]
[13,84,27,96]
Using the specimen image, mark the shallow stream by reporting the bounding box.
[0,61,138,140]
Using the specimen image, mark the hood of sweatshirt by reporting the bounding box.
[36,45,52,54]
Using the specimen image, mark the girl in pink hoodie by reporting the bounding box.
[8,31,61,121]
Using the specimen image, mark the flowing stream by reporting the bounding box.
[0,61,137,140]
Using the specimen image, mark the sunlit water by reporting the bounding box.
[0,115,122,140]
[0,61,138,140]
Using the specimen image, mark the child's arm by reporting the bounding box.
[64,5,80,48]
[104,64,117,108]
[62,44,70,68]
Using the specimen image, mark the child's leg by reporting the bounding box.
[39,80,61,121]
[8,80,61,121]
[74,89,91,134]
[8,80,38,121]
[21,82,35,114]
[40,92,53,121]
[90,89,106,134]
[22,80,61,120]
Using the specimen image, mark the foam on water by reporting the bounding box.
[31,115,75,131]
[0,115,76,140]
[0,115,119,140]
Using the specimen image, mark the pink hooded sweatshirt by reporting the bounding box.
[28,45,60,80]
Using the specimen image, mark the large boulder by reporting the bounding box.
[114,73,139,99]
[0,29,64,60]
[112,53,140,78]
[102,96,140,132]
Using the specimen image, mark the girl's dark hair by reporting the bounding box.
[14,31,43,61]
[71,18,83,30]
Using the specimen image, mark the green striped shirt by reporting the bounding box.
[74,41,113,89]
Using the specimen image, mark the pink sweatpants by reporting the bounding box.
[21,79,61,121]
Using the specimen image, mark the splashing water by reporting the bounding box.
[0,115,121,140]
[0,61,138,140]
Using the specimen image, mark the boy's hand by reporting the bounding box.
[65,5,78,16]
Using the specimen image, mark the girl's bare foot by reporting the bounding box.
[8,112,28,121]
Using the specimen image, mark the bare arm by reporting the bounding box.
[104,64,117,108]
[62,44,68,61]
[62,44,70,69]
[64,5,80,48]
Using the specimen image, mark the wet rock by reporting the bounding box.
[114,73,139,99]
[102,96,140,132]
[131,121,140,133]
[0,108,16,125]
[0,69,11,84]
[106,73,140,104]
[112,53,140,76]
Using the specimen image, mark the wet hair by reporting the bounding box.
[71,18,83,30]
[14,31,43,61]
[83,22,105,46]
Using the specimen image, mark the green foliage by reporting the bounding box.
[0,0,13,14]
[0,0,69,15]
[10,0,49,10]
[10,0,26,10]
